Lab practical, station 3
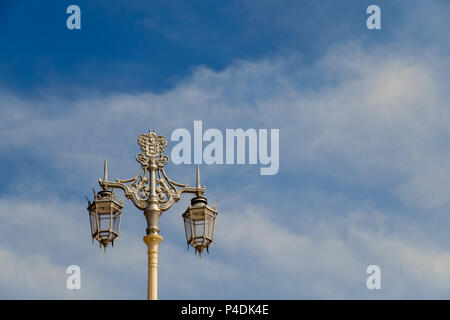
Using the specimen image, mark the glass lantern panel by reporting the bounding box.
[184,217,192,241]
[193,219,205,237]
[99,215,112,232]
[89,210,98,235]
[205,214,213,239]
[113,212,121,234]
[211,214,215,240]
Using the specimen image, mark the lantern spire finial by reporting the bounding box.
[196,165,200,188]
[104,159,108,182]
[195,165,204,197]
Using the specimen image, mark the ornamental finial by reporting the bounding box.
[103,159,108,182]
[196,165,201,189]
[136,131,169,167]
[137,130,167,159]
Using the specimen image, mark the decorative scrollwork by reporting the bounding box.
[136,131,167,167]
[99,131,205,213]
[101,168,150,210]
[130,171,150,200]
[155,167,189,210]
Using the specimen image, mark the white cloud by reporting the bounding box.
[0,196,149,299]
[215,203,450,298]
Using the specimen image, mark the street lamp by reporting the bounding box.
[183,188,217,257]
[87,188,123,251]
[86,130,218,300]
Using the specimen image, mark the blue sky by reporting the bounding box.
[0,0,399,95]
[1,0,450,299]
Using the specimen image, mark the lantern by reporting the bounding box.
[87,189,123,251]
[182,195,217,257]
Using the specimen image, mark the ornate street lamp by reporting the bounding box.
[86,130,218,300]
[182,168,217,257]
[87,161,123,251]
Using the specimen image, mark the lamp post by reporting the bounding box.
[87,130,218,300]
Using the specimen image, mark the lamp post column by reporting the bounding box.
[143,233,163,300]
[143,157,163,300]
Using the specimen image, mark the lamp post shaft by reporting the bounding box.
[143,233,163,300]
[143,157,163,300]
